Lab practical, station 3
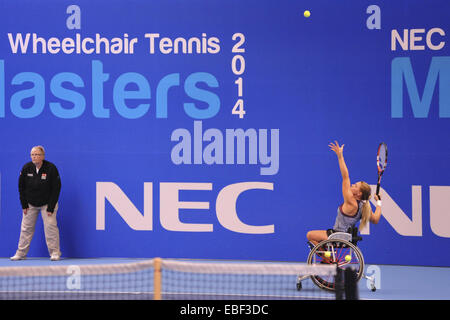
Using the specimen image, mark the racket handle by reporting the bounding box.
[376,184,381,199]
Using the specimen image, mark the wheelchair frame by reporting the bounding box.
[297,227,376,292]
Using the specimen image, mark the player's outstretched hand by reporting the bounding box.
[329,141,344,157]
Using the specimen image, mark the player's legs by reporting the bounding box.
[306,230,328,247]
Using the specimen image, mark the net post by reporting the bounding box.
[153,257,162,300]
[344,267,359,300]
[334,268,344,300]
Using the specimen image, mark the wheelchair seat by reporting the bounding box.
[327,226,362,246]
[327,232,352,242]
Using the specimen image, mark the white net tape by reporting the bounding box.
[161,259,336,277]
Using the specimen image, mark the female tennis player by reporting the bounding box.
[306,141,382,247]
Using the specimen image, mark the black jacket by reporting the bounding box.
[19,160,61,213]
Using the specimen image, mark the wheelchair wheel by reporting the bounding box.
[306,239,364,292]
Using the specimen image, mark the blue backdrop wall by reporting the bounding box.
[0,0,449,266]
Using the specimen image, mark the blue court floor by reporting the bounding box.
[0,257,449,300]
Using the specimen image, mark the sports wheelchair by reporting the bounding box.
[296,226,376,292]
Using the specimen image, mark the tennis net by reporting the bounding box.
[0,258,341,300]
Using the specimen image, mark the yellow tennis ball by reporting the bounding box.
[324,251,331,258]
[345,255,352,262]
[304,10,311,18]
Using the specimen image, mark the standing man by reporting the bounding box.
[11,146,62,261]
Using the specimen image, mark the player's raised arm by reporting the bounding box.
[370,193,382,224]
[329,141,357,212]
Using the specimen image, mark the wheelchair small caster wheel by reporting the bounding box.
[296,282,302,291]
[371,286,376,292]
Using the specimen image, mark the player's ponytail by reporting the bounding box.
[359,182,372,231]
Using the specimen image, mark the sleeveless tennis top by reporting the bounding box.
[333,201,363,232]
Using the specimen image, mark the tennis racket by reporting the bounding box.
[376,142,388,198]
